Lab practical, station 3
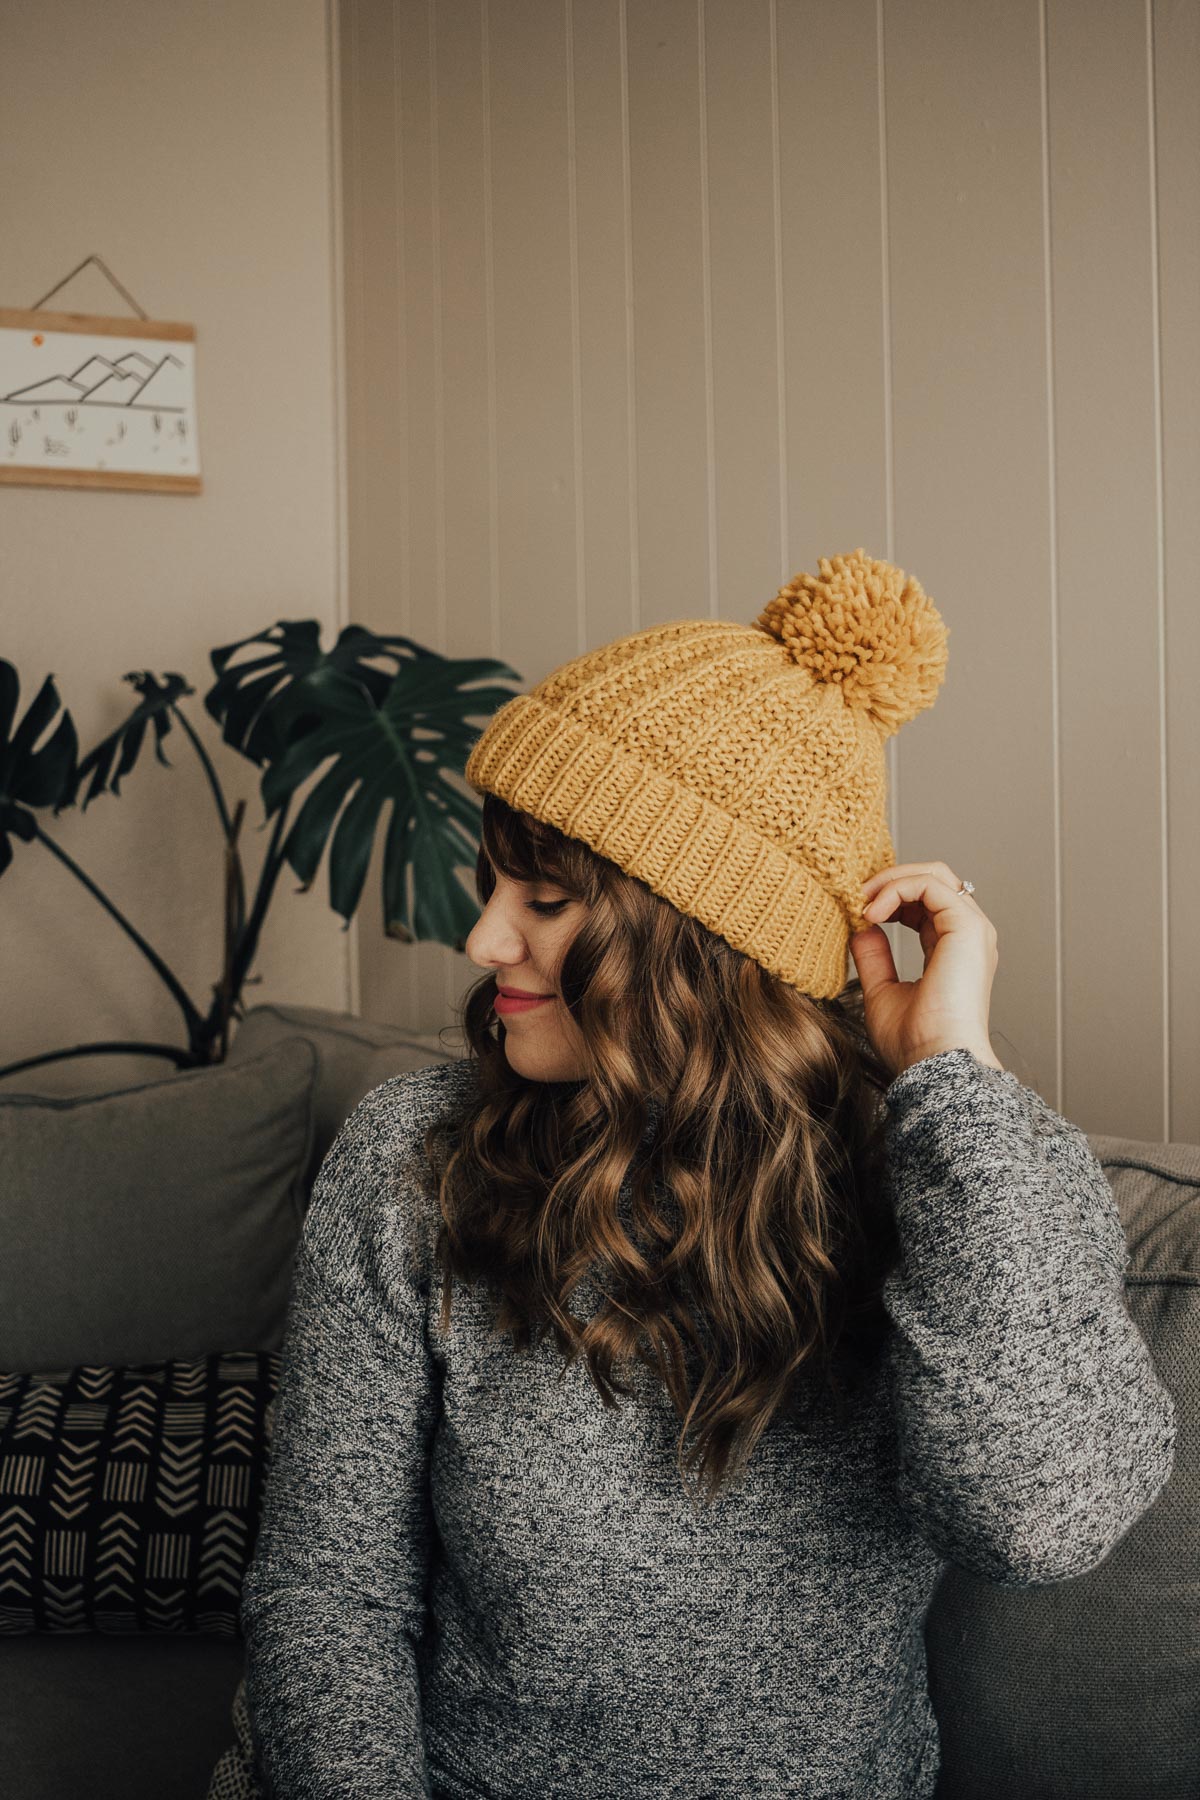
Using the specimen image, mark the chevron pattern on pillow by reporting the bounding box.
[0,1350,278,1634]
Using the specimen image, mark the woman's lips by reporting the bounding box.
[494,991,554,1014]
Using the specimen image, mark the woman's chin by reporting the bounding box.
[501,1029,587,1085]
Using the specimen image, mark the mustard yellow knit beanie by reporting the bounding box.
[463,548,949,1000]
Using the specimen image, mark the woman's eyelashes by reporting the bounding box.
[526,900,569,916]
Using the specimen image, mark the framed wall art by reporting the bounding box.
[0,306,202,495]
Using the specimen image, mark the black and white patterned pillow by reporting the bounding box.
[0,1350,278,1635]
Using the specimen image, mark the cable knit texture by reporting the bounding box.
[462,549,948,1000]
[239,1052,1176,1800]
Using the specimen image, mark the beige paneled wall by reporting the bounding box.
[342,0,1200,1144]
[1,0,352,1095]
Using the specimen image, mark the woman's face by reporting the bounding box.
[464,865,589,1081]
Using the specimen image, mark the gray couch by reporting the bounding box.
[0,1003,1195,1799]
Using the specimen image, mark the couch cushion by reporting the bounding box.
[0,1632,247,1800]
[227,1003,459,1195]
[0,1349,278,1635]
[0,1038,316,1373]
[927,1132,1199,1799]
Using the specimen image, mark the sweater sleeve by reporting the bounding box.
[878,1047,1177,1588]
[239,1081,439,1799]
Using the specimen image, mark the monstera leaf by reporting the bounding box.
[68,672,194,807]
[0,661,78,879]
[0,621,525,1083]
[205,620,444,767]
[232,635,522,949]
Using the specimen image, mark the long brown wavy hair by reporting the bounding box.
[422,793,900,1514]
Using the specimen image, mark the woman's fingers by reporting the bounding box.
[862,870,996,941]
[863,859,963,899]
[850,862,1001,1077]
[844,914,900,1001]
[862,862,988,922]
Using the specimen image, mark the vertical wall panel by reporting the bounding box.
[883,1,1061,1097]
[351,0,405,627]
[341,0,368,641]
[774,0,894,942]
[775,2,888,579]
[430,2,492,1019]
[1047,0,1165,1136]
[354,0,439,1031]
[625,0,712,619]
[570,0,638,646]
[388,0,436,632]
[435,3,490,660]
[342,0,1200,1140]
[701,0,783,621]
[1154,0,1200,1147]
[488,0,578,676]
[400,0,438,1044]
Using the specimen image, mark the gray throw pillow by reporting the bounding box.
[0,1037,316,1374]
[227,1002,457,1194]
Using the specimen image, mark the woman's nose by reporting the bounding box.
[465,901,521,970]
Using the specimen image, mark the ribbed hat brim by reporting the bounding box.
[465,693,852,999]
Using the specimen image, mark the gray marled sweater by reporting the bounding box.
[240,1048,1176,1799]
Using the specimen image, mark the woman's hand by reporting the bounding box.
[847,861,1003,1082]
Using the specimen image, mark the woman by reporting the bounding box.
[218,550,1175,1799]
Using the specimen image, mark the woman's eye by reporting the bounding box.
[527,900,569,916]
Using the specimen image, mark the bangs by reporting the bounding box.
[478,792,581,894]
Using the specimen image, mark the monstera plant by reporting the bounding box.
[0,622,522,1082]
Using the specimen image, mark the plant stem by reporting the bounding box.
[211,798,248,1060]
[230,799,292,995]
[199,796,293,1043]
[171,702,246,936]
[32,825,205,1037]
[0,1040,194,1083]
[170,702,233,836]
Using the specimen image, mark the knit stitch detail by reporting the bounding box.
[465,554,948,996]
[234,1054,1177,1798]
[470,695,856,995]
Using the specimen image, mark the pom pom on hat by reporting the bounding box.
[751,548,949,738]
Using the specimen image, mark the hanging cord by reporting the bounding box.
[30,254,149,319]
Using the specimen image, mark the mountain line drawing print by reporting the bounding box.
[0,306,203,494]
